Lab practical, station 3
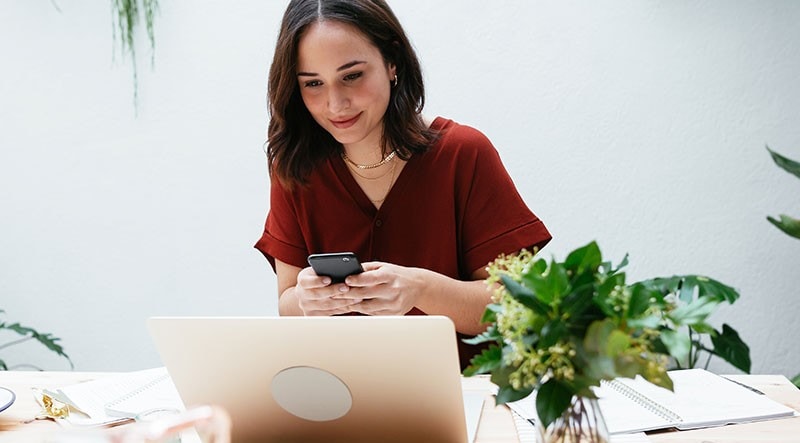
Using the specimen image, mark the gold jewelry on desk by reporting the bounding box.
[30,389,70,422]
[342,149,396,169]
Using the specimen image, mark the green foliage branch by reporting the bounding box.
[766,146,800,388]
[0,309,73,371]
[464,241,749,428]
[766,146,800,239]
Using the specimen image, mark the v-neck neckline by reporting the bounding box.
[329,117,446,216]
[332,152,411,216]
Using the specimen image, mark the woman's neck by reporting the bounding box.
[342,139,388,166]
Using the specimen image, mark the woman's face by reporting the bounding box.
[296,20,396,149]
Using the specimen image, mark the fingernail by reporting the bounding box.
[338,285,349,292]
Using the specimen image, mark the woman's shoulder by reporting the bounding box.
[430,116,497,156]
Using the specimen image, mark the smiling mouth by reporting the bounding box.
[330,113,361,129]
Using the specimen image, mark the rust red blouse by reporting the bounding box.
[255,117,551,368]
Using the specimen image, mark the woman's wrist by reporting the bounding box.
[278,286,303,316]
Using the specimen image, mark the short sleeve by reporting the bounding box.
[455,128,551,274]
[254,176,310,271]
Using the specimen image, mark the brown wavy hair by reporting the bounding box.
[266,0,437,188]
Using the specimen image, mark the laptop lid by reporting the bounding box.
[147,316,469,443]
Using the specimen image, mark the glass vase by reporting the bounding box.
[535,396,610,443]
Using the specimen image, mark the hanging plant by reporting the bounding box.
[111,0,159,111]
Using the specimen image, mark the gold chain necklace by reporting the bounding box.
[341,150,397,169]
[369,158,397,205]
[344,158,394,180]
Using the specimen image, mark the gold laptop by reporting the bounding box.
[147,316,470,443]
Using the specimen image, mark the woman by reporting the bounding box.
[255,0,551,369]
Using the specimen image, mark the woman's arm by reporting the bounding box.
[276,258,492,335]
[343,263,492,335]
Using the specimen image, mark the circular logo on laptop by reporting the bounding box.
[270,366,352,421]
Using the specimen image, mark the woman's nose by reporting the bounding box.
[327,86,350,113]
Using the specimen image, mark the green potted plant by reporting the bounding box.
[765,146,800,388]
[464,241,748,443]
[0,309,73,370]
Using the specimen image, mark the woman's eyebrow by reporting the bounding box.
[297,60,366,77]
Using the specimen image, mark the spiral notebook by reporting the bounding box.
[593,369,796,434]
[44,367,184,426]
[506,369,795,435]
[103,367,184,417]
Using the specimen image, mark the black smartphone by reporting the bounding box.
[307,252,364,283]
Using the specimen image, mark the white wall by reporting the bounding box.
[2,1,798,376]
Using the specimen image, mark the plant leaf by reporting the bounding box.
[640,367,674,392]
[489,364,519,392]
[496,384,534,405]
[626,314,661,329]
[521,260,569,305]
[564,241,602,275]
[2,322,73,368]
[595,273,625,317]
[500,275,549,316]
[659,330,691,366]
[535,379,574,428]
[678,278,696,302]
[767,145,800,179]
[463,344,502,376]
[688,322,717,335]
[627,284,655,318]
[611,253,629,274]
[544,262,571,302]
[668,296,720,326]
[463,324,501,346]
[692,276,740,304]
[767,214,800,240]
[560,282,595,321]
[606,330,631,356]
[613,355,647,380]
[646,275,739,304]
[529,258,548,275]
[540,320,567,348]
[583,319,615,355]
[480,304,502,324]
[710,324,751,373]
[490,364,535,404]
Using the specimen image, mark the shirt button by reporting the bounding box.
[375,219,383,227]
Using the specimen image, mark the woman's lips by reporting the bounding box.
[330,113,361,129]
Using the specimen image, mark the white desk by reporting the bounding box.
[1,372,798,442]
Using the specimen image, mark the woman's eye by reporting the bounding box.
[304,80,322,88]
[343,72,362,82]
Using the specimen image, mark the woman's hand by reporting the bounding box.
[342,262,424,316]
[276,258,491,335]
[291,266,363,316]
